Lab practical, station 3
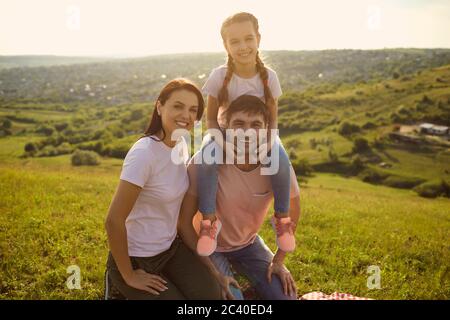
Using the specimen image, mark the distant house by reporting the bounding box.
[419,123,449,136]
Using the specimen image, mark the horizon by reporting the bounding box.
[1,0,450,56]
[2,47,450,59]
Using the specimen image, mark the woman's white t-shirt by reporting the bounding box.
[202,65,282,127]
[120,136,189,257]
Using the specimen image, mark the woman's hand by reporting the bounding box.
[267,260,297,298]
[124,269,168,295]
[216,272,241,300]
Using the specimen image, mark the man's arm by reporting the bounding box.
[273,195,301,263]
[266,194,301,298]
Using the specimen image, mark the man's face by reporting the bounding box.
[227,110,267,157]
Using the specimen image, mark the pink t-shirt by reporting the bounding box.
[187,152,300,252]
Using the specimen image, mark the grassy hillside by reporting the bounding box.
[0,154,448,299]
[0,50,449,299]
[280,64,450,194]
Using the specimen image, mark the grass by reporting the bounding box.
[261,174,450,299]
[0,160,118,299]
[0,63,449,299]
[0,154,449,299]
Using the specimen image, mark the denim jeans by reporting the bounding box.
[210,235,297,300]
[197,133,291,215]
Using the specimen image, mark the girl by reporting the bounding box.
[196,12,296,256]
[105,79,221,299]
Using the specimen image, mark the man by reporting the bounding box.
[178,95,301,300]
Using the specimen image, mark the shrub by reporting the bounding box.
[24,142,38,153]
[288,148,297,160]
[338,122,360,136]
[414,180,450,198]
[383,176,424,189]
[55,122,69,132]
[291,158,313,177]
[36,125,54,136]
[56,142,73,155]
[371,138,384,149]
[351,155,365,171]
[109,127,125,139]
[78,141,104,154]
[359,168,388,184]
[130,109,144,121]
[352,137,370,153]
[72,117,85,127]
[2,119,12,129]
[39,145,58,157]
[328,148,339,163]
[0,129,12,137]
[421,95,434,105]
[286,139,301,149]
[107,143,130,159]
[397,105,410,115]
[362,121,376,130]
[71,150,100,166]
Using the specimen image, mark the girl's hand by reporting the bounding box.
[124,269,168,295]
[266,261,297,298]
[216,272,241,300]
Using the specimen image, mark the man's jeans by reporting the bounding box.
[210,235,297,300]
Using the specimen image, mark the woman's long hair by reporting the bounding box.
[143,78,204,141]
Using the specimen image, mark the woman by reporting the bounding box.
[105,78,221,300]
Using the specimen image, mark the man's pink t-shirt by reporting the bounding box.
[187,153,300,252]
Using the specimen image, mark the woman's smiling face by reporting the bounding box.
[157,89,199,139]
[223,21,261,66]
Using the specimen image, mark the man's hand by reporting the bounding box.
[267,260,297,298]
[216,272,241,300]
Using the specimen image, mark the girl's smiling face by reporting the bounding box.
[223,21,261,67]
[157,89,199,142]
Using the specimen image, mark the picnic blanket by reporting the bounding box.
[300,291,373,300]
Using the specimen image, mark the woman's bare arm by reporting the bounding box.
[105,180,141,282]
[105,180,168,294]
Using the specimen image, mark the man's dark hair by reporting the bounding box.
[224,95,270,126]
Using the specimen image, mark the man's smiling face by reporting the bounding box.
[227,110,267,157]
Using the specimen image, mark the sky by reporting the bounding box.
[0,0,449,56]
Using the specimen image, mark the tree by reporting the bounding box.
[2,119,12,129]
[351,155,365,170]
[24,142,38,153]
[36,125,54,136]
[338,122,360,136]
[328,148,339,163]
[352,137,370,153]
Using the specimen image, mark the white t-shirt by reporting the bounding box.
[120,136,189,257]
[202,65,283,127]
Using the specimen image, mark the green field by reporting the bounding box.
[0,51,449,299]
[0,136,449,299]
